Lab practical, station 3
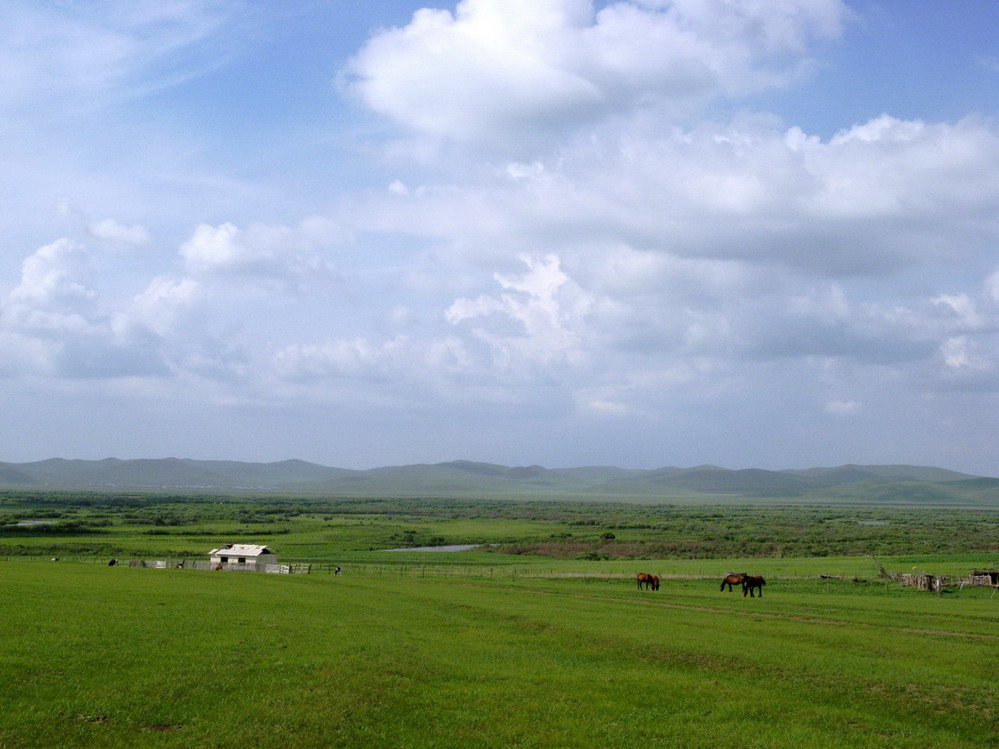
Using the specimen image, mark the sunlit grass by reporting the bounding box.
[1,562,995,748]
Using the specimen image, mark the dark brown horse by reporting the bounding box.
[742,576,766,597]
[636,572,656,590]
[720,572,747,592]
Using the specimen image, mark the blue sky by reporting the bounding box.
[1,0,998,474]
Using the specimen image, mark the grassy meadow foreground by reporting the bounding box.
[1,492,997,747]
[1,562,997,748]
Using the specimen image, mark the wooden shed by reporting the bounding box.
[968,570,999,586]
[209,544,277,570]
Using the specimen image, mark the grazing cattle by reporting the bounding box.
[214,563,224,571]
[108,559,118,567]
[720,573,747,592]
[742,576,766,597]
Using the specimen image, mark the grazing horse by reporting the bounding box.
[742,576,766,597]
[637,573,660,591]
[720,573,747,592]
[214,563,224,571]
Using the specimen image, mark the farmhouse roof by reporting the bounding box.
[209,544,275,556]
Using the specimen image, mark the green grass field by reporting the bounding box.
[2,492,997,746]
[1,561,996,748]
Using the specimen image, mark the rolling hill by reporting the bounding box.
[0,457,995,504]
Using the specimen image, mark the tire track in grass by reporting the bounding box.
[571,589,999,641]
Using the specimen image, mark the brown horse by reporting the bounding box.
[742,576,765,597]
[636,572,655,590]
[650,574,661,591]
[720,572,747,592]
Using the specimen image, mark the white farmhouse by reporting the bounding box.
[209,544,277,569]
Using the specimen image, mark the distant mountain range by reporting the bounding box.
[1,458,997,504]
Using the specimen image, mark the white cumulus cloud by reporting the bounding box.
[345,0,849,150]
[446,254,595,364]
[88,218,151,246]
[178,220,341,290]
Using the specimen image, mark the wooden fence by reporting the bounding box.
[873,556,999,594]
[7,556,999,592]
[125,559,311,573]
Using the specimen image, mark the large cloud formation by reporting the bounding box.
[332,0,999,465]
[346,0,847,149]
[1,0,998,469]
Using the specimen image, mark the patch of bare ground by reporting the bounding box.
[76,714,111,724]
[138,724,184,732]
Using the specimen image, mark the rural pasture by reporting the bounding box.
[1,562,997,748]
[1,492,997,747]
